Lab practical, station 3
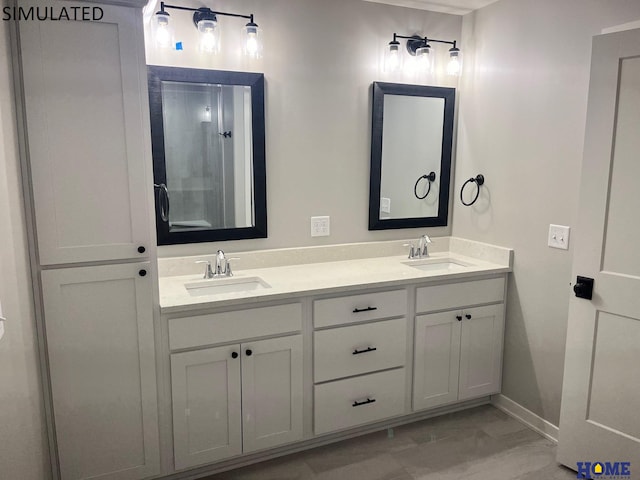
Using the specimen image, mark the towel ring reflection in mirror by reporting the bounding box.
[414,171,436,200]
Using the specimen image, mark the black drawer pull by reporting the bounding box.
[352,398,376,407]
[456,315,462,321]
[138,269,147,277]
[353,346,377,355]
[137,246,146,254]
[353,306,378,313]
[465,314,472,320]
[231,352,238,359]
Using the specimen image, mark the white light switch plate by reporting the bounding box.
[311,216,330,237]
[380,197,391,214]
[548,224,570,250]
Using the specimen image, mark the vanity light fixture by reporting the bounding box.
[153,2,262,58]
[385,33,462,76]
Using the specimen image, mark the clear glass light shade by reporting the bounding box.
[384,42,402,73]
[447,49,463,76]
[198,19,220,54]
[415,45,434,74]
[243,23,263,58]
[153,12,174,49]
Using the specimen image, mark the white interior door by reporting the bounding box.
[558,28,640,474]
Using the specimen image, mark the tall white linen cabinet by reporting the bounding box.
[16,2,161,479]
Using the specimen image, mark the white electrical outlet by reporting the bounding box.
[548,224,570,250]
[311,216,330,237]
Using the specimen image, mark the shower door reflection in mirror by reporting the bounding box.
[148,67,266,245]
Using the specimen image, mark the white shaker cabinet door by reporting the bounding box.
[171,346,242,470]
[241,335,304,452]
[413,311,462,410]
[458,304,505,400]
[41,263,160,480]
[19,2,152,265]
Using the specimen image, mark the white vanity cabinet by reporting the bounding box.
[413,278,506,411]
[17,3,161,480]
[19,1,153,266]
[168,304,304,470]
[41,263,159,480]
[312,290,408,435]
[158,263,511,477]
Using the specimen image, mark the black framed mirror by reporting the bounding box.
[368,82,455,230]
[148,66,267,245]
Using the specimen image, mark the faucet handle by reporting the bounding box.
[195,260,214,279]
[418,235,432,257]
[225,258,240,277]
[403,243,417,259]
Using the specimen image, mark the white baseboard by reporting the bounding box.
[491,394,559,444]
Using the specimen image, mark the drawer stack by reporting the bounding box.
[313,289,408,435]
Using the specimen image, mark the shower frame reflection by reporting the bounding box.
[148,66,266,245]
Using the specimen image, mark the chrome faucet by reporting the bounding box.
[214,250,228,276]
[196,251,238,278]
[418,235,432,258]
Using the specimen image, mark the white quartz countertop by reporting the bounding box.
[159,245,512,314]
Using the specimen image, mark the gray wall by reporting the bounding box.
[453,0,640,426]
[144,0,462,257]
[0,18,49,480]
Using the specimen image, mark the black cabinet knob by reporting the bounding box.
[456,315,462,321]
[139,269,147,277]
[138,246,146,254]
[246,349,253,356]
[465,314,472,320]
[231,352,238,359]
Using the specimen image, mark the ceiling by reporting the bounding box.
[362,0,500,15]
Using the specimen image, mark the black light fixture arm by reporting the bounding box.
[393,33,457,47]
[160,2,254,22]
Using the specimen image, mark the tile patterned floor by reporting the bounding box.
[204,405,577,480]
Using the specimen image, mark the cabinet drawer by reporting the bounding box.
[416,277,504,314]
[314,290,407,328]
[168,303,302,350]
[314,368,406,435]
[314,318,406,382]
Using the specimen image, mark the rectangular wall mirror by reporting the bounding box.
[148,66,266,245]
[369,82,455,230]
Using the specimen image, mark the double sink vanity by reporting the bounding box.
[157,237,512,474]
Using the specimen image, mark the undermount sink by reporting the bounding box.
[185,276,271,297]
[402,257,472,273]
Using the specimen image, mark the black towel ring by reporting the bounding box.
[460,174,485,206]
[414,172,437,200]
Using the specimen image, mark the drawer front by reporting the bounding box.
[314,318,407,382]
[416,277,504,314]
[314,290,407,328]
[314,368,406,435]
[168,303,302,350]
